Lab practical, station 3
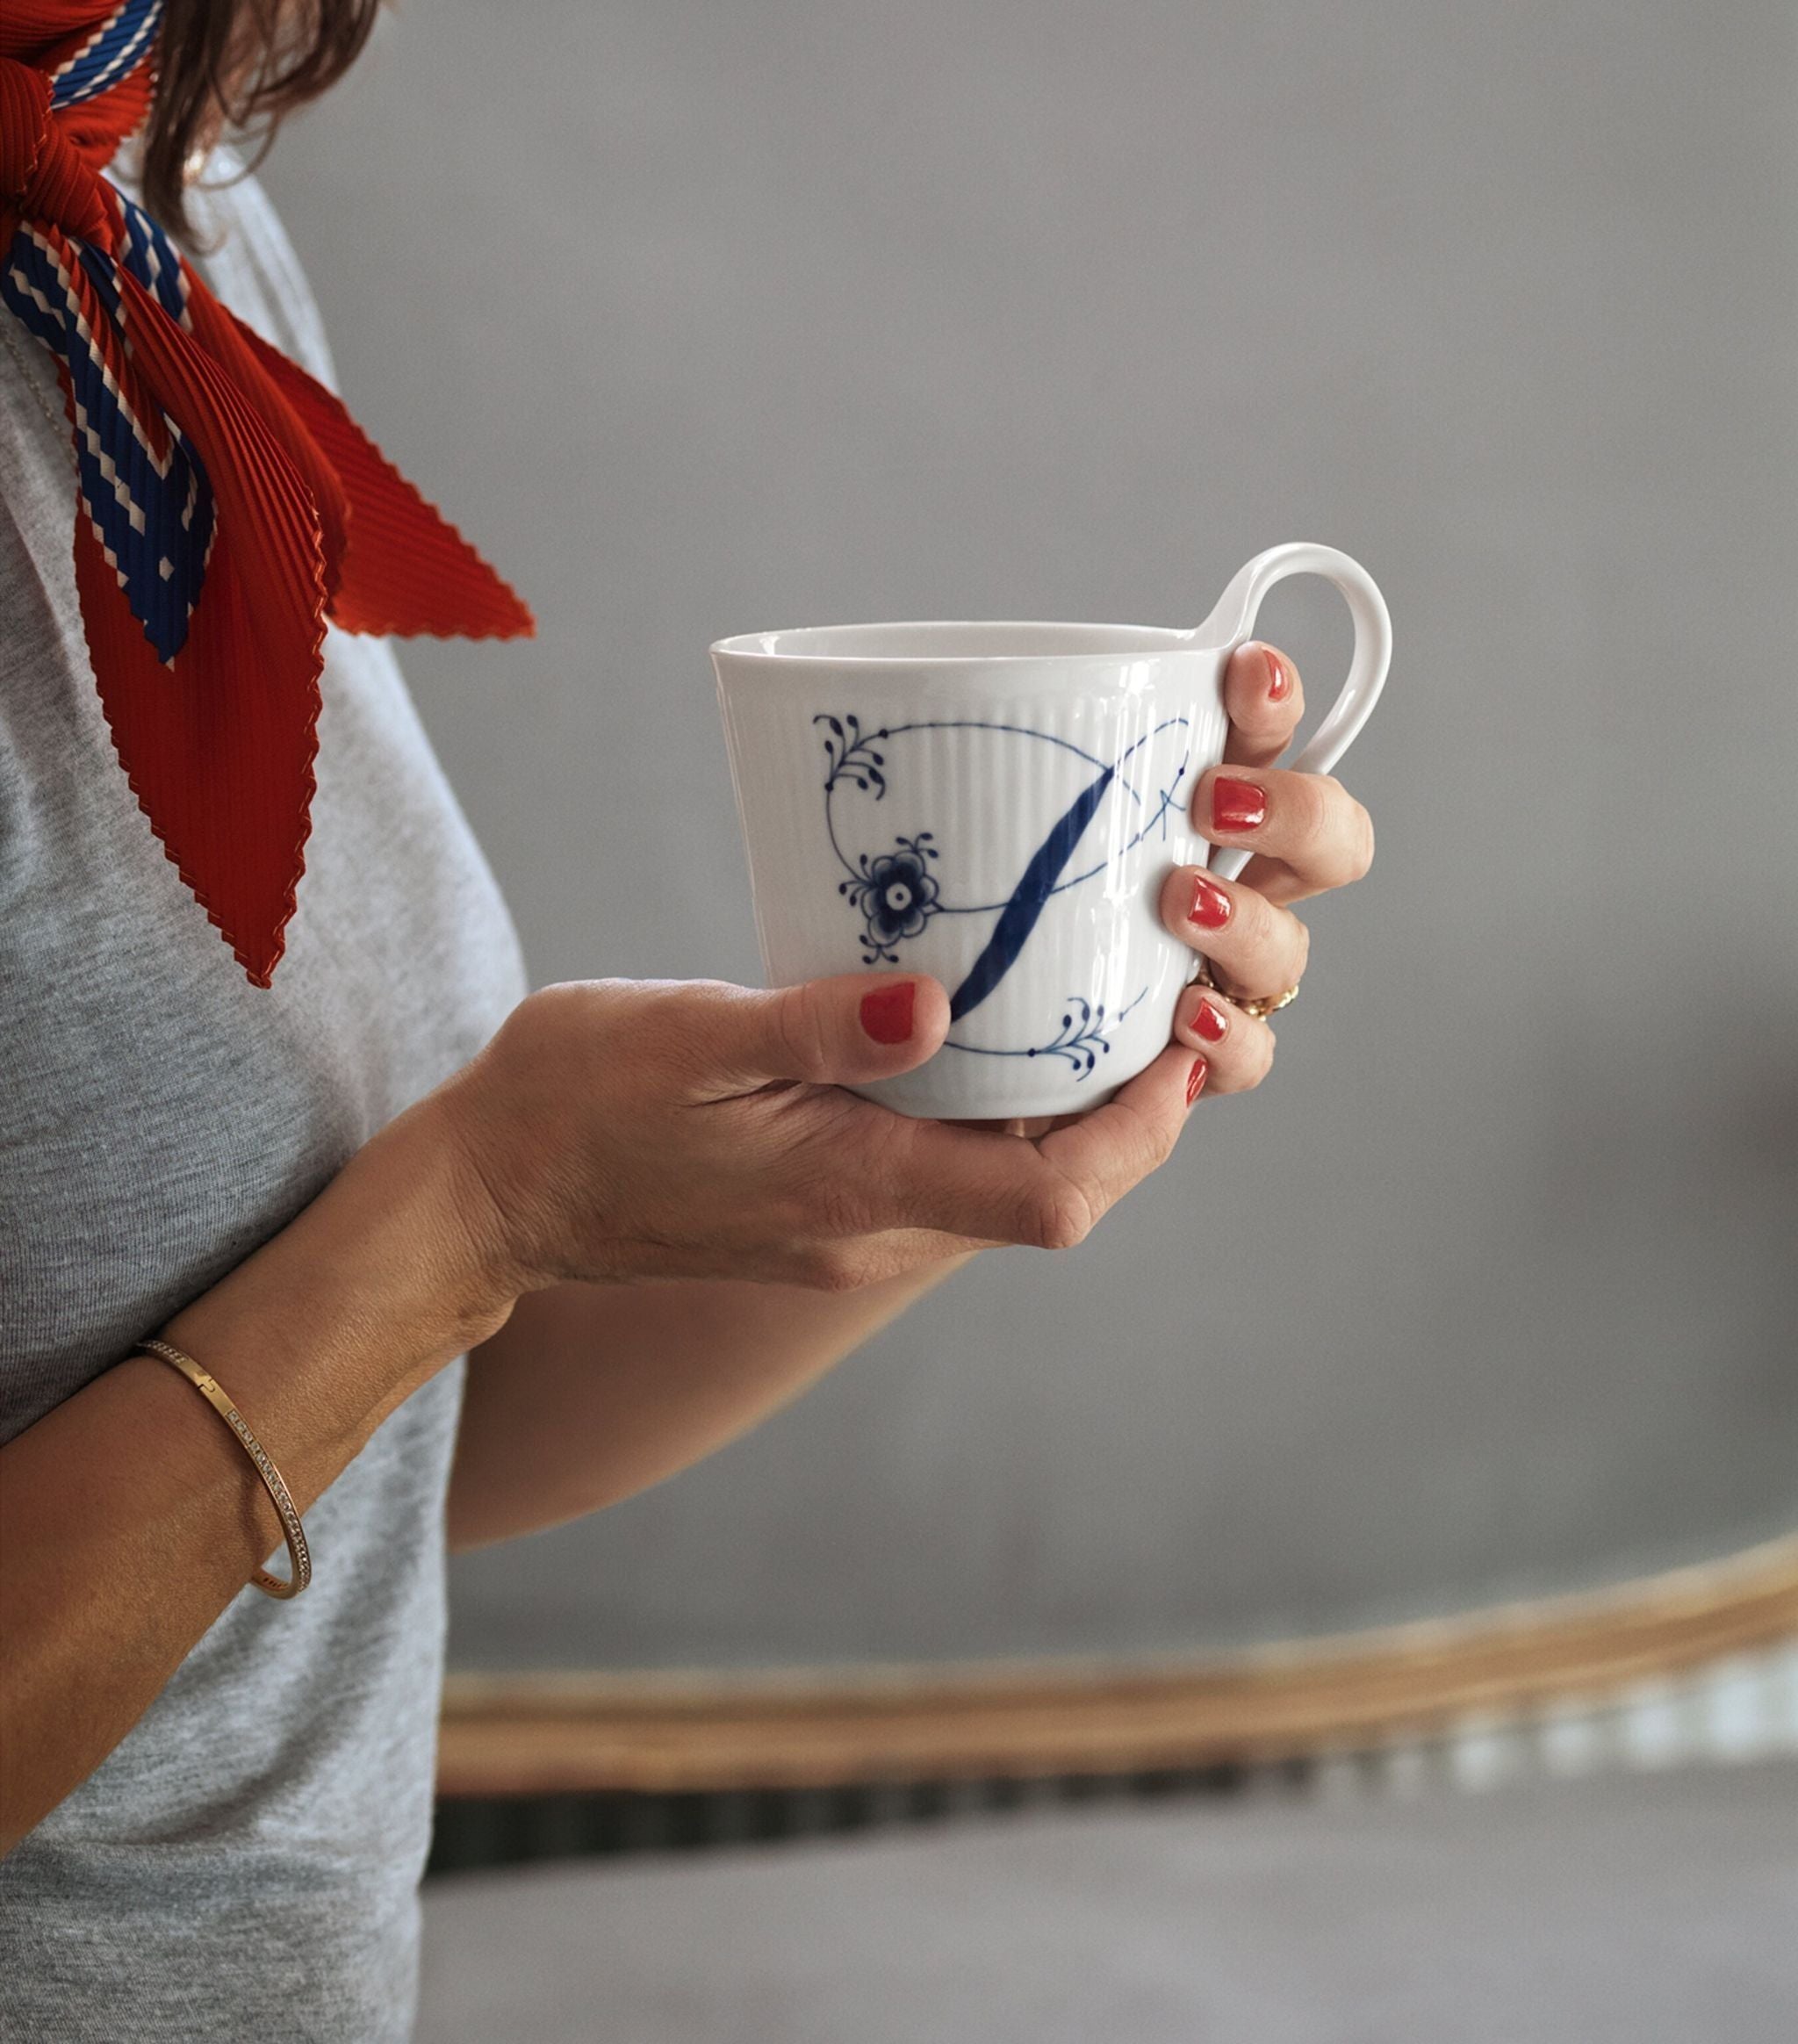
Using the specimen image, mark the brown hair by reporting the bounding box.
[142,0,382,238]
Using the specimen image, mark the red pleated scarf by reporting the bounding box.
[1,2,533,984]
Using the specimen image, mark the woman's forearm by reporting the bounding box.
[445,1255,974,1551]
[4,956,1197,1844]
[0,1096,506,1856]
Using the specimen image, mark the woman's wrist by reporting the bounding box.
[0,1078,524,1856]
[158,1089,520,1475]
[429,1035,558,1300]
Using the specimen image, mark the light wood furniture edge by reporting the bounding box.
[438,1532,1798,1796]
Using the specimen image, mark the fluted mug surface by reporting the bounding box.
[713,544,1392,1119]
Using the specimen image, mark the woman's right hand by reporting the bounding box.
[436,972,1200,1300]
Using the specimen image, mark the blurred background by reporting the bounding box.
[260,2,1797,2033]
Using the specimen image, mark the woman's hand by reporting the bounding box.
[437,970,1201,1301]
[1159,640,1377,1097]
[435,640,1375,1305]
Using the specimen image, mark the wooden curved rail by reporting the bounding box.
[437,1533,1798,1796]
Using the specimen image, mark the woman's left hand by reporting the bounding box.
[1158,639,1377,1098]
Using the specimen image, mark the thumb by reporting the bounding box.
[699,973,950,1096]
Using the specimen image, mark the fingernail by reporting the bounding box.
[859,981,915,1044]
[1187,874,1233,931]
[1264,645,1291,702]
[1185,1056,1209,1105]
[1211,775,1267,834]
[1192,997,1228,1044]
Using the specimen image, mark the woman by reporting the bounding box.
[0,3,1377,2038]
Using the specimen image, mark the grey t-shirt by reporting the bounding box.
[0,162,528,2040]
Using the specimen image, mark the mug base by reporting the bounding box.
[846,1074,1126,1122]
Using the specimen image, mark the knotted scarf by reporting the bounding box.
[1,0,532,984]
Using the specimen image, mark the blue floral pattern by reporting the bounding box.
[947,987,1149,1077]
[817,714,888,798]
[841,834,941,963]
[1027,995,1122,1076]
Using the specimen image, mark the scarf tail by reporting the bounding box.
[76,263,330,984]
[231,314,535,643]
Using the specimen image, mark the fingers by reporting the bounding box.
[845,1042,1198,1251]
[1170,982,1277,1097]
[1222,641,1305,769]
[851,1114,1105,1249]
[1032,1042,1203,1230]
[1158,865,1310,1004]
[690,973,951,1098]
[1191,762,1375,908]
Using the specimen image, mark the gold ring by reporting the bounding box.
[1196,960,1299,1023]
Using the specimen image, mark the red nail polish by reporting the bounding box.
[1185,1056,1209,1105]
[859,981,916,1044]
[1187,874,1233,930]
[1192,997,1228,1044]
[1264,646,1291,702]
[1211,776,1268,834]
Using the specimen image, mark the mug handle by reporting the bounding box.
[1189,542,1392,882]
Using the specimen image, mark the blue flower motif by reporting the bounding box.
[842,835,940,963]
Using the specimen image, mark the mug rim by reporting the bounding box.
[710,618,1212,664]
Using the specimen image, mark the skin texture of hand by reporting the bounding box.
[437,968,1203,1305]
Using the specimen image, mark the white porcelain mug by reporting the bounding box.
[713,543,1392,1119]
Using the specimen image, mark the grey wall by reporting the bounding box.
[265,0,1798,1670]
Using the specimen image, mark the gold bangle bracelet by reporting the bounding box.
[134,1338,313,1600]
